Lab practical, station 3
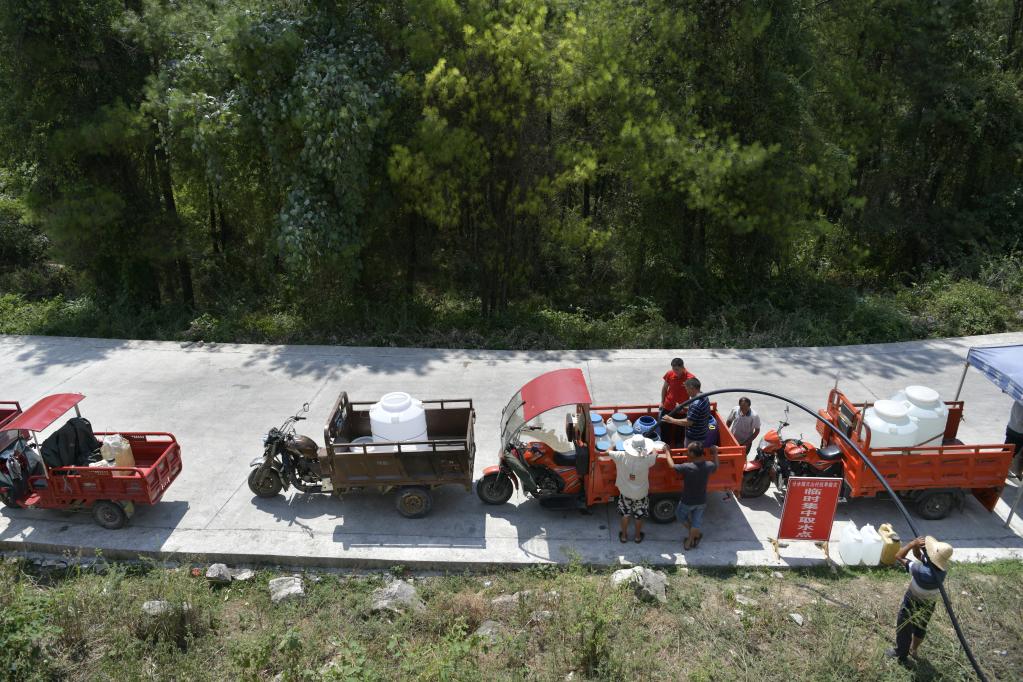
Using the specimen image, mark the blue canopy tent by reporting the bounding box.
[954,344,1023,526]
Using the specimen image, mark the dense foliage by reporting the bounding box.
[1,0,1022,347]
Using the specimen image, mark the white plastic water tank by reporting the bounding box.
[863,400,919,449]
[859,524,883,566]
[890,385,948,446]
[838,523,864,566]
[369,392,428,451]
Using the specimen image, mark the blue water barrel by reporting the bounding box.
[593,424,608,439]
[705,415,720,446]
[596,438,612,452]
[610,412,630,430]
[589,413,603,426]
[634,415,659,438]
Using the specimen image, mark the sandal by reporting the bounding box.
[635,532,645,544]
[692,533,702,548]
[683,538,693,550]
[619,531,628,543]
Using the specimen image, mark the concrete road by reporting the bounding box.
[1,332,1022,569]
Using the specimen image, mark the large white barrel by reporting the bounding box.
[863,399,919,449]
[890,385,948,446]
[369,392,428,450]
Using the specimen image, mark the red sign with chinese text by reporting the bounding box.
[777,477,842,542]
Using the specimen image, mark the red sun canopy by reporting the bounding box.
[519,368,592,422]
[4,393,85,432]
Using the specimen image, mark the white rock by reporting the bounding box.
[371,579,425,614]
[528,610,553,626]
[771,571,784,579]
[735,594,757,607]
[269,576,304,604]
[142,600,172,617]
[205,563,232,585]
[789,613,804,627]
[611,566,667,604]
[473,620,503,642]
[230,568,255,582]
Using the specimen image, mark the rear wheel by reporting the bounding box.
[650,497,677,524]
[248,467,283,498]
[741,470,772,498]
[476,473,514,505]
[915,491,955,520]
[396,487,433,518]
[92,500,128,530]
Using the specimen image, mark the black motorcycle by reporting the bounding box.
[248,403,323,497]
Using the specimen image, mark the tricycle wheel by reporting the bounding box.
[650,497,677,524]
[741,470,771,498]
[476,473,514,505]
[248,467,283,498]
[92,500,128,530]
[915,491,955,520]
[396,487,432,518]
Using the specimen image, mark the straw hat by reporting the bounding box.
[925,536,953,571]
[623,433,656,456]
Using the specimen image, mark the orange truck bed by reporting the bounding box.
[818,389,1013,511]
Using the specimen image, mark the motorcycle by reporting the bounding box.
[248,403,324,498]
[741,407,844,498]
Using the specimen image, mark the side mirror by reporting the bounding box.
[302,402,310,414]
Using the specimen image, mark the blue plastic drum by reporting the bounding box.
[593,424,608,438]
[705,415,720,446]
[634,415,660,440]
[596,438,612,451]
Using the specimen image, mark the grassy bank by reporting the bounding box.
[1,557,1020,681]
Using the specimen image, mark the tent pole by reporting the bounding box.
[1006,480,1023,529]
[953,361,970,401]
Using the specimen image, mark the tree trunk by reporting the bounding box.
[154,140,195,308]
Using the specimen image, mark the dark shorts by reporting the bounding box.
[617,495,649,519]
[896,590,937,657]
[1007,427,1023,474]
[675,502,706,529]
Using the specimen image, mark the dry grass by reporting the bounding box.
[0,558,1019,681]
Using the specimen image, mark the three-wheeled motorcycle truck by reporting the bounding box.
[0,394,183,528]
[741,387,1015,519]
[475,368,745,522]
[248,391,476,518]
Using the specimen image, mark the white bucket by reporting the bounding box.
[891,385,948,446]
[369,392,428,452]
[838,523,864,566]
[863,400,919,449]
[859,524,883,566]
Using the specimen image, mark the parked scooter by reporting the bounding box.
[248,403,323,497]
[741,407,844,498]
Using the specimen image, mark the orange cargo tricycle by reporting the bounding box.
[0,394,182,528]
[475,368,745,522]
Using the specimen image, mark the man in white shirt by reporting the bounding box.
[726,397,761,455]
[1006,400,1023,479]
[608,434,669,543]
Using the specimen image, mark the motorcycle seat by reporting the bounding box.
[553,451,577,466]
[818,444,842,462]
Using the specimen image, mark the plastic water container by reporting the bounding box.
[369,392,428,451]
[863,400,919,449]
[593,424,608,439]
[589,413,604,427]
[347,435,377,454]
[101,434,134,468]
[879,523,902,566]
[596,438,611,452]
[838,523,864,566]
[634,415,658,436]
[859,524,883,566]
[614,425,634,450]
[607,412,630,436]
[890,385,948,446]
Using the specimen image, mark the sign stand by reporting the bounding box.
[771,477,843,560]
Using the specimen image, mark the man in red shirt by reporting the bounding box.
[660,358,696,447]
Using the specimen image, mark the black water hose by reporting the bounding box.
[662,388,989,682]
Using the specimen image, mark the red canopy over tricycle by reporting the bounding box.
[0,394,182,528]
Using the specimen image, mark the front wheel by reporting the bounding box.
[248,466,283,498]
[476,473,514,505]
[741,469,772,498]
[650,497,677,524]
[396,487,433,518]
[92,500,128,530]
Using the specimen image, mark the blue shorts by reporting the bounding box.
[676,502,706,529]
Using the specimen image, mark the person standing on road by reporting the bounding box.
[607,434,668,543]
[673,442,719,550]
[726,397,761,455]
[1006,400,1023,478]
[662,378,710,448]
[885,536,953,666]
[660,358,696,448]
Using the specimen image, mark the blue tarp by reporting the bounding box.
[966,344,1023,402]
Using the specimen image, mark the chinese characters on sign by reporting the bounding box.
[777,477,842,542]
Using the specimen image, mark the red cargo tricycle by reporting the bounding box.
[0,394,182,529]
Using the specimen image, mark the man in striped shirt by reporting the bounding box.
[662,378,710,447]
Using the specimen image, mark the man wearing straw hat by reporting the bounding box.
[608,433,669,543]
[886,535,954,665]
